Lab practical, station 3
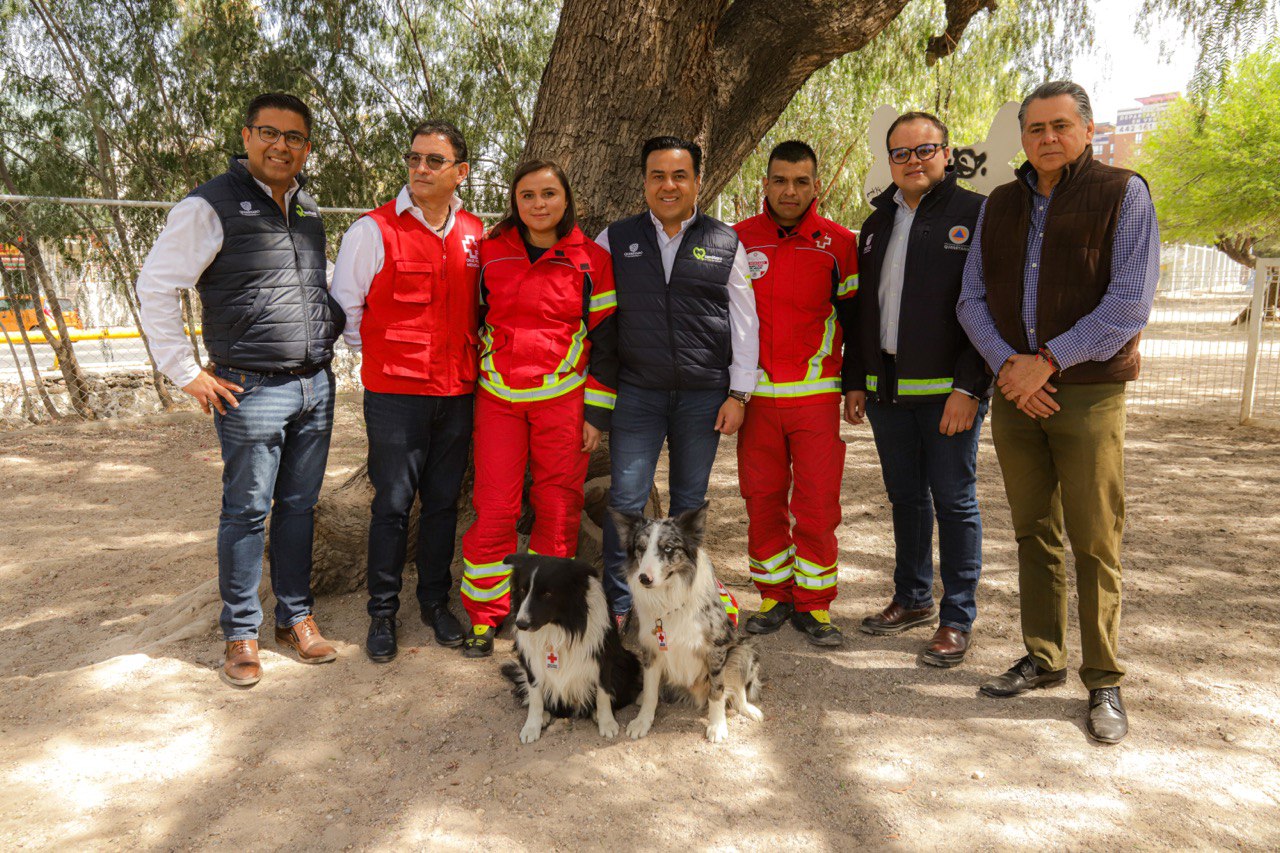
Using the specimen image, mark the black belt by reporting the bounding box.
[217,362,329,378]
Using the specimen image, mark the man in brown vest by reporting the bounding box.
[956,81,1159,744]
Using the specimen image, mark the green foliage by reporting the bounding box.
[1137,42,1280,246]
[715,0,1090,229]
[1141,0,1278,101]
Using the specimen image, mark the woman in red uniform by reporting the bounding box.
[459,160,619,657]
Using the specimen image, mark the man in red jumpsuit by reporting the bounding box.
[734,140,858,646]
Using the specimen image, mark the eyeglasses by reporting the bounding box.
[888,143,945,165]
[245,125,310,150]
[404,152,461,171]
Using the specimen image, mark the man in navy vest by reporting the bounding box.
[596,136,760,629]
[138,93,345,688]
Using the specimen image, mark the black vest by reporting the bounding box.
[608,212,739,390]
[191,157,342,372]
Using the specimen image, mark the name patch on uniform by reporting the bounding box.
[746,250,770,280]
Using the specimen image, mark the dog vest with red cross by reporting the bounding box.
[716,579,739,628]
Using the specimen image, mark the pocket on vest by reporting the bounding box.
[382,326,432,377]
[227,288,272,344]
[459,331,481,383]
[393,261,434,304]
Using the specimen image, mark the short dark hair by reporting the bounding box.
[245,93,313,136]
[641,136,702,176]
[885,111,950,150]
[767,140,818,173]
[492,159,577,243]
[411,120,468,162]
[1019,81,1093,130]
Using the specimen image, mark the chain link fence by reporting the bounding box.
[3,195,1279,428]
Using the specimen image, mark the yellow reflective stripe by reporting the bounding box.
[585,388,617,410]
[803,307,838,381]
[480,324,497,374]
[554,321,589,375]
[755,376,842,397]
[897,377,954,395]
[836,273,859,297]
[462,577,511,601]
[794,557,838,590]
[589,290,617,312]
[750,565,794,584]
[749,547,794,571]
[480,370,587,403]
[866,374,878,392]
[464,560,509,580]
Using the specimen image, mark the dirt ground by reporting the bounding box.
[1,396,1278,851]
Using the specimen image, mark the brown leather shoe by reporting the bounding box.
[859,601,937,635]
[921,626,971,667]
[274,615,338,664]
[221,639,261,687]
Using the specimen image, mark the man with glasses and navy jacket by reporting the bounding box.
[137,93,345,687]
[331,120,485,663]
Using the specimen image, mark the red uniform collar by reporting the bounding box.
[763,199,824,242]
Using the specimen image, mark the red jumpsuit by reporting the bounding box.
[734,202,859,612]
[460,225,618,627]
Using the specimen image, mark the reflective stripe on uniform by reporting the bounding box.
[715,579,739,627]
[462,577,511,601]
[585,388,617,410]
[749,546,795,584]
[794,556,838,590]
[480,368,587,403]
[555,321,589,375]
[803,306,838,381]
[589,290,617,312]
[897,377,954,395]
[866,374,878,392]
[461,558,512,602]
[463,559,509,580]
[836,273,859,297]
[755,374,842,398]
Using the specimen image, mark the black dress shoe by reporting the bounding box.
[1087,686,1128,744]
[423,603,465,648]
[979,654,1067,697]
[744,600,794,635]
[366,616,397,663]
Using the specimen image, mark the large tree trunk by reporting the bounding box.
[1217,233,1280,325]
[524,0,994,233]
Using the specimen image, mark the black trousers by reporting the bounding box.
[364,390,474,618]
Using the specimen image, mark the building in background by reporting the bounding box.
[1093,122,1116,165]
[1109,93,1179,168]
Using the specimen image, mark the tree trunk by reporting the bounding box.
[524,0,994,234]
[0,265,61,420]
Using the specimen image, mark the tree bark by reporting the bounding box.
[524,0,993,234]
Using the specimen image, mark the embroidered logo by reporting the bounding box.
[692,246,723,263]
[294,203,317,218]
[949,225,970,244]
[462,234,480,268]
[623,242,643,259]
[862,233,874,254]
[815,234,832,250]
[746,250,770,280]
[238,201,261,217]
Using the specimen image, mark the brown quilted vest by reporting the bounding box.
[981,148,1141,383]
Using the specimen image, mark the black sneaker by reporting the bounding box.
[744,600,795,635]
[791,609,844,647]
[366,615,397,663]
[462,624,495,658]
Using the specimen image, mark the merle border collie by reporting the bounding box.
[609,502,763,743]
[499,553,642,743]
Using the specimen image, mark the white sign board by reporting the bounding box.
[862,101,1022,204]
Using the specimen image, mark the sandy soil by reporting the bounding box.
[1,397,1278,850]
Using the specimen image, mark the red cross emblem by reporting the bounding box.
[815,234,832,249]
[546,651,558,669]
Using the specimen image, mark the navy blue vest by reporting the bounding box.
[608,212,739,390]
[191,158,342,372]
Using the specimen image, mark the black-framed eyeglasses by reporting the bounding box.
[404,152,460,171]
[888,143,945,165]
[245,125,310,150]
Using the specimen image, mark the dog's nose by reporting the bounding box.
[515,617,531,630]
[638,574,652,587]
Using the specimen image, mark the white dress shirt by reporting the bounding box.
[878,189,916,355]
[329,187,463,351]
[595,209,759,393]
[136,165,300,387]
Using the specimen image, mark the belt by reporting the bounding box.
[216,362,329,378]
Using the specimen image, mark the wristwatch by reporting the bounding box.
[728,390,751,405]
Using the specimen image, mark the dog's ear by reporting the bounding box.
[504,552,535,584]
[608,508,646,548]
[673,501,709,548]
[571,557,603,581]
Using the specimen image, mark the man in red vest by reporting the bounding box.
[331,120,486,662]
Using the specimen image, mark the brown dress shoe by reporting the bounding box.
[921,626,971,668]
[275,615,338,664]
[859,601,937,635]
[221,639,261,687]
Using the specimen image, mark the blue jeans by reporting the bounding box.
[212,364,335,641]
[866,395,988,632]
[364,390,474,618]
[601,381,725,614]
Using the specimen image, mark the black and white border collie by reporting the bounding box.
[609,502,763,743]
[500,553,642,743]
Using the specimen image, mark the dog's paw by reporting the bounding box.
[740,702,764,722]
[519,721,543,744]
[598,717,620,739]
[626,714,653,740]
[705,720,729,743]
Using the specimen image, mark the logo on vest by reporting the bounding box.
[746,250,770,280]
[692,246,722,263]
[462,234,480,268]
[815,234,832,250]
[944,225,972,251]
[624,243,643,258]
[238,201,261,217]
[294,203,318,218]
[862,233,874,254]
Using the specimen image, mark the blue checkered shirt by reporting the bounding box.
[956,172,1160,374]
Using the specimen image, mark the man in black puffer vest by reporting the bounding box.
[595,136,760,628]
[138,93,345,688]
